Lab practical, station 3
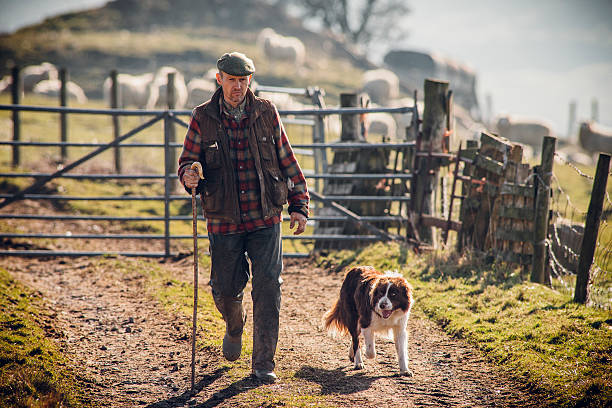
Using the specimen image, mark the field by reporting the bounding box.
[1,94,611,407]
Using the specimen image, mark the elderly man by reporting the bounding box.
[178,52,309,383]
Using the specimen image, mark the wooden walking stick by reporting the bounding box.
[190,161,204,393]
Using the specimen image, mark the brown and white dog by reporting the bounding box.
[324,266,414,375]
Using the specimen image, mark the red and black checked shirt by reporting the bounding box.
[178,98,309,235]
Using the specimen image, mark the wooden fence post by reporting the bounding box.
[412,78,448,245]
[568,100,577,143]
[340,93,363,141]
[110,70,121,173]
[456,139,478,252]
[531,136,556,284]
[574,153,611,304]
[59,68,68,162]
[11,66,21,167]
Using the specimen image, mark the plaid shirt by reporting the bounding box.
[178,96,309,235]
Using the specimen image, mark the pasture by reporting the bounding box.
[0,93,611,407]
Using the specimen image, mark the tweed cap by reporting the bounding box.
[216,52,255,76]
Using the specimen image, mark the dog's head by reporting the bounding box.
[370,271,413,319]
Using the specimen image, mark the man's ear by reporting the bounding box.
[216,72,222,86]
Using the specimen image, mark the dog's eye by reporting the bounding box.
[389,290,397,298]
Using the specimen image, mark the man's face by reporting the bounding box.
[216,71,251,107]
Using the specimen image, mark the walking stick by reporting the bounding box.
[190,162,204,393]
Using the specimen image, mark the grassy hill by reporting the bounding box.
[0,0,376,101]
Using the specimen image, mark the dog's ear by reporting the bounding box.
[398,281,413,311]
[354,278,373,329]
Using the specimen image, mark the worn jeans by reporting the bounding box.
[208,223,283,372]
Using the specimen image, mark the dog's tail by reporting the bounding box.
[323,299,349,337]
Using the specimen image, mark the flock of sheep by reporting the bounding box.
[2,27,605,158]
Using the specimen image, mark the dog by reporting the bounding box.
[324,266,414,376]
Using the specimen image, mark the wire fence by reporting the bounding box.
[549,152,611,308]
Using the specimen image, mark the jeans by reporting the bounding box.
[208,223,283,372]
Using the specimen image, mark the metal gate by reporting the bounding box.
[0,90,417,258]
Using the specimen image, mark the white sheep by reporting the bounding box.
[0,75,11,94]
[362,69,400,105]
[103,72,154,109]
[147,66,188,109]
[33,79,88,104]
[22,62,58,92]
[579,121,612,156]
[187,78,217,108]
[365,111,397,140]
[495,115,555,148]
[257,28,305,67]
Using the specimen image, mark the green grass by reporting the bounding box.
[0,268,87,407]
[550,158,612,307]
[318,242,612,408]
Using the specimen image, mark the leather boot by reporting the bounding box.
[213,294,246,361]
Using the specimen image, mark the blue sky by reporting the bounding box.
[1,0,611,137]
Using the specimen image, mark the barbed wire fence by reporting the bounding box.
[548,153,612,308]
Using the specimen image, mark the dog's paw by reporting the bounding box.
[354,362,365,370]
[398,368,413,377]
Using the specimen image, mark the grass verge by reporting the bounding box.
[0,267,87,407]
[317,242,612,408]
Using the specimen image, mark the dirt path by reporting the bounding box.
[2,252,544,408]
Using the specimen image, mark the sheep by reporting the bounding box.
[187,78,217,108]
[103,72,154,109]
[579,121,612,156]
[147,66,188,109]
[33,79,88,104]
[257,27,305,67]
[365,111,397,141]
[22,62,58,92]
[362,69,400,105]
[257,91,308,112]
[495,115,555,149]
[0,75,11,94]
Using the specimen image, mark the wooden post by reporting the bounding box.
[11,66,20,167]
[574,153,611,304]
[456,139,478,252]
[412,79,448,245]
[531,136,556,284]
[591,98,599,122]
[59,68,68,162]
[110,70,121,173]
[166,72,177,187]
[340,93,363,141]
[567,100,577,143]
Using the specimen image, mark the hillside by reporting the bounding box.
[0,0,376,101]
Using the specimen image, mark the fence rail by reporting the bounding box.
[0,98,417,258]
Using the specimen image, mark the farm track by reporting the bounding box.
[1,202,548,407]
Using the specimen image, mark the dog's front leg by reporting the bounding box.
[353,344,364,369]
[393,325,412,376]
[362,327,376,359]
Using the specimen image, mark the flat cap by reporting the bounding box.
[216,52,255,76]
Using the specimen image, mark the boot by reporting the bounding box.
[214,295,246,361]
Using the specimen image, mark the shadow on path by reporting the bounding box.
[295,365,395,395]
[194,374,263,408]
[145,367,228,408]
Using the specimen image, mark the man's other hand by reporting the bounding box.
[289,212,307,235]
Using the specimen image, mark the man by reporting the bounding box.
[178,52,309,383]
